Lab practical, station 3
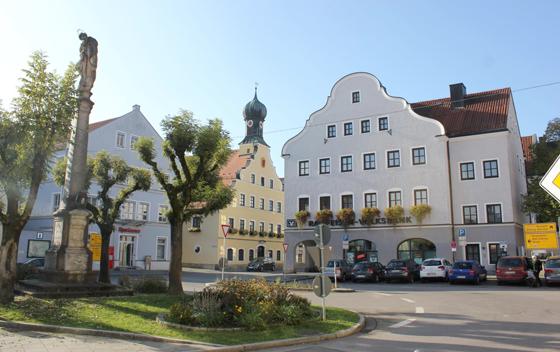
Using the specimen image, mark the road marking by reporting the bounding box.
[401,298,415,303]
[415,306,425,314]
[389,318,416,328]
[375,292,392,296]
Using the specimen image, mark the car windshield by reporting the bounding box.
[453,262,472,269]
[497,258,522,267]
[387,261,405,269]
[546,259,560,268]
[423,260,442,266]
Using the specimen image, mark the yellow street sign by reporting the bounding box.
[89,232,102,261]
[540,154,560,203]
[523,223,559,249]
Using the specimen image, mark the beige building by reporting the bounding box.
[182,90,285,270]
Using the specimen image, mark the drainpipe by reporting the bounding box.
[446,140,456,262]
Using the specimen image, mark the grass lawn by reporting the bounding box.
[0,294,359,345]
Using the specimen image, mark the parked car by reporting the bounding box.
[23,258,45,268]
[385,259,420,283]
[350,262,386,283]
[544,256,560,286]
[420,258,453,282]
[496,256,533,285]
[448,260,487,285]
[246,258,276,272]
[324,259,352,281]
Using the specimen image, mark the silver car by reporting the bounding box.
[545,256,560,286]
[324,259,352,281]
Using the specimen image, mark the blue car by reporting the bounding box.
[449,260,487,285]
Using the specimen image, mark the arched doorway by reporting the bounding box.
[294,240,317,272]
[397,238,436,264]
[346,239,377,265]
[257,246,265,258]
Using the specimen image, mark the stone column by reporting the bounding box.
[44,33,98,283]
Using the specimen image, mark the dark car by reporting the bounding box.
[449,260,487,285]
[385,259,420,283]
[246,258,276,272]
[325,259,352,281]
[544,256,560,286]
[23,258,45,268]
[351,262,386,283]
[496,256,533,285]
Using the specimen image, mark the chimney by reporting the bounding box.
[132,104,140,111]
[449,83,466,108]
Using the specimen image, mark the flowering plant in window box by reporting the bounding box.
[384,206,404,225]
[360,207,381,226]
[249,230,257,236]
[239,229,248,235]
[336,208,355,229]
[295,210,310,228]
[315,209,333,224]
[258,231,267,237]
[268,231,275,238]
[228,228,239,234]
[410,204,432,224]
[188,227,201,233]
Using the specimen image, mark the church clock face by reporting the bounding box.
[259,121,263,129]
[246,120,253,128]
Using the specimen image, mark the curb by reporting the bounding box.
[0,319,220,347]
[289,287,356,293]
[209,311,365,352]
[156,314,243,332]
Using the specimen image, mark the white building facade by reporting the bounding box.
[282,73,528,273]
[18,105,172,270]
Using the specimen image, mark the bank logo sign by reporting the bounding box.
[540,154,560,203]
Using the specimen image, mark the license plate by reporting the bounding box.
[506,271,515,274]
[391,270,400,273]
[356,275,365,278]
[427,273,435,276]
[457,275,466,279]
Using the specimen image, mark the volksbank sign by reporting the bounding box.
[286,217,413,228]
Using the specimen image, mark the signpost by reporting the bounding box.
[523,223,559,250]
[458,228,467,247]
[313,224,331,321]
[220,224,230,281]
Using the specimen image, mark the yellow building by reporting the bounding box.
[182,89,285,270]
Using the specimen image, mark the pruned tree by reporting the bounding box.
[135,111,234,294]
[53,151,151,283]
[0,52,78,304]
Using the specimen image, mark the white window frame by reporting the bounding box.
[351,90,361,104]
[276,201,282,213]
[155,236,168,261]
[238,248,245,262]
[377,116,389,131]
[386,188,403,208]
[412,186,429,205]
[343,120,354,136]
[317,193,332,210]
[297,194,311,212]
[340,155,353,173]
[157,204,169,223]
[268,199,274,212]
[130,134,139,149]
[486,242,501,266]
[137,201,150,221]
[52,192,61,212]
[250,195,255,208]
[484,202,504,224]
[318,157,331,175]
[463,242,482,264]
[461,204,479,224]
[298,159,310,176]
[481,158,500,179]
[116,131,126,148]
[459,160,476,181]
[239,193,246,207]
[120,200,136,220]
[362,151,376,170]
[360,119,371,134]
[326,124,337,138]
[363,190,378,208]
[411,145,427,166]
[239,218,246,231]
[340,192,354,210]
[386,149,401,169]
[250,173,256,184]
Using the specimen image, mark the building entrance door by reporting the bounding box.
[465,243,481,264]
[257,246,265,258]
[119,235,136,267]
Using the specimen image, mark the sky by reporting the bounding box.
[1,1,559,176]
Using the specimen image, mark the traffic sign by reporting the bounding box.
[314,224,331,246]
[540,154,560,203]
[312,275,332,298]
[458,228,466,237]
[283,243,289,253]
[308,246,332,265]
[342,233,349,241]
[221,224,230,238]
[342,240,349,250]
[523,223,559,249]
[451,240,457,252]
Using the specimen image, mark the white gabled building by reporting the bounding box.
[19,105,172,270]
[282,72,528,273]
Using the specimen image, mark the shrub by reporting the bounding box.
[169,302,194,325]
[133,277,168,293]
[237,303,266,330]
[228,228,239,234]
[191,290,224,327]
[315,209,333,224]
[336,208,355,228]
[118,274,132,287]
[258,231,266,237]
[295,210,310,227]
[249,230,257,236]
[239,229,248,235]
[410,204,432,223]
[361,207,381,226]
[268,231,275,237]
[384,205,404,224]
[188,227,201,232]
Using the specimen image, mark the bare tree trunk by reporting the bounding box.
[0,224,19,304]
[98,228,112,284]
[168,220,184,295]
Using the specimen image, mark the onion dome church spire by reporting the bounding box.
[240,85,269,146]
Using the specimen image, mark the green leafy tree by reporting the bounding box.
[53,151,151,283]
[0,52,78,304]
[522,118,560,222]
[135,111,234,294]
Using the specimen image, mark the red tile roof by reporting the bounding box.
[411,88,511,137]
[521,135,535,161]
[89,117,118,131]
[220,150,251,186]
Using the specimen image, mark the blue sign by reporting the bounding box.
[342,233,349,241]
[458,228,466,237]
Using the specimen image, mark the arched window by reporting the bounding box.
[249,249,255,261]
[276,250,281,261]
[227,248,234,261]
[397,238,436,264]
[238,249,245,261]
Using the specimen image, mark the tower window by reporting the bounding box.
[352,91,360,103]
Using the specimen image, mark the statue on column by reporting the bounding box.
[78,33,98,94]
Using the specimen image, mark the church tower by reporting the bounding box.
[240,87,269,146]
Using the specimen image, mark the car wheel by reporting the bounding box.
[258,266,263,272]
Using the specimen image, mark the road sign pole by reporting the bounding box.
[333,259,337,289]
[319,225,326,321]
[222,235,226,281]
